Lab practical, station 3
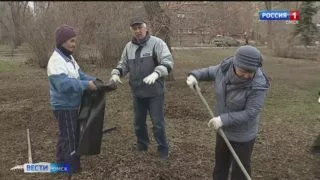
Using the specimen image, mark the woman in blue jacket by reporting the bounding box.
[47,24,97,174]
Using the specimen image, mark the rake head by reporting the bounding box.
[10,162,52,171]
[10,165,24,171]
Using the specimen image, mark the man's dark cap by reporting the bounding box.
[130,17,146,26]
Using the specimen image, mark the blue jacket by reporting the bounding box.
[47,48,96,110]
[190,56,270,142]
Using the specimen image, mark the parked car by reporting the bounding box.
[211,36,240,47]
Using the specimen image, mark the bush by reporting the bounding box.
[287,47,319,61]
[273,40,319,61]
[96,33,129,68]
[23,8,57,68]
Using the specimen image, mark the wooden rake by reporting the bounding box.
[194,84,252,180]
[10,128,33,171]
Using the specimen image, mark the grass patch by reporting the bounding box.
[0,61,20,72]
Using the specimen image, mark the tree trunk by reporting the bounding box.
[143,2,175,81]
[265,2,272,49]
[8,2,28,48]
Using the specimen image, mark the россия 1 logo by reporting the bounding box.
[259,10,300,24]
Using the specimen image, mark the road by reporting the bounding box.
[171,46,267,50]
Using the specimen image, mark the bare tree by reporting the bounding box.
[143,2,172,51]
[265,1,273,49]
[143,2,174,80]
[0,2,14,55]
[22,2,143,69]
[93,2,136,68]
[7,1,29,48]
[23,1,56,68]
[271,2,307,58]
[0,1,31,57]
[0,3,11,43]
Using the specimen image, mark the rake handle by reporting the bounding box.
[27,128,33,163]
[194,85,251,180]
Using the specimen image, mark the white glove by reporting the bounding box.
[143,72,159,85]
[208,116,223,130]
[186,75,198,90]
[110,74,122,84]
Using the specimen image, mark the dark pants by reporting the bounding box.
[132,94,168,155]
[54,110,81,173]
[213,133,255,180]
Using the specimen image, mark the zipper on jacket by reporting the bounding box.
[135,46,143,85]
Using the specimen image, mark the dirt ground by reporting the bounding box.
[0,45,319,180]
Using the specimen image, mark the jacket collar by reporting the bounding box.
[220,56,253,88]
[131,32,151,46]
[55,48,73,63]
[220,56,270,90]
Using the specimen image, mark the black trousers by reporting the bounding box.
[54,110,81,173]
[213,133,255,180]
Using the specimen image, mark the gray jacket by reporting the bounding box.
[112,35,174,98]
[190,56,270,142]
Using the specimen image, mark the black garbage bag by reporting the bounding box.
[312,134,320,154]
[76,79,117,155]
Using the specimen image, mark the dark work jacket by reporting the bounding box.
[76,79,117,155]
[114,33,174,98]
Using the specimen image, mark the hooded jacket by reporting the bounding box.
[190,56,270,142]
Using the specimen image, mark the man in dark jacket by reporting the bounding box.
[186,45,270,180]
[110,17,174,160]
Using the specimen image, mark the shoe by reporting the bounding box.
[72,167,82,174]
[158,151,169,160]
[137,144,148,152]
